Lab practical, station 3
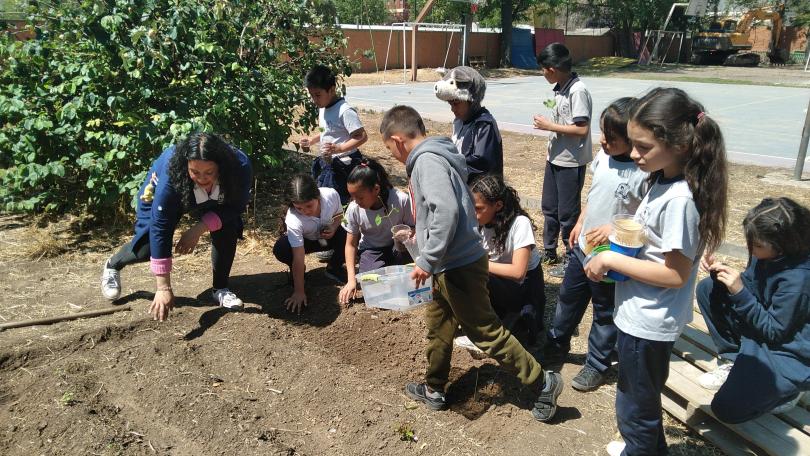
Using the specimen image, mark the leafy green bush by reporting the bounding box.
[0,0,350,213]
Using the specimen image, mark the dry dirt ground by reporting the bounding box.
[2,89,809,456]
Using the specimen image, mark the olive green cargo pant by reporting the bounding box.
[424,254,545,391]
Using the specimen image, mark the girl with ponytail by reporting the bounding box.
[338,158,415,305]
[583,87,728,455]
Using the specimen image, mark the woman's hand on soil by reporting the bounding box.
[338,280,357,306]
[285,291,308,314]
[149,290,175,321]
[410,266,430,288]
[709,263,743,295]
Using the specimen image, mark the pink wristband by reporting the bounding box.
[201,212,222,232]
[150,257,172,275]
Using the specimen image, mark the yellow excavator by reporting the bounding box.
[691,5,790,66]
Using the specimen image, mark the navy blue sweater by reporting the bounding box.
[731,254,810,387]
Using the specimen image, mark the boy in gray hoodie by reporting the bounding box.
[380,105,563,422]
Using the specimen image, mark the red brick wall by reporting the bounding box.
[747,25,807,52]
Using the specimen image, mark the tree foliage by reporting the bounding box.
[330,0,390,24]
[0,0,350,214]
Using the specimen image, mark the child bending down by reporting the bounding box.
[338,158,415,305]
[697,197,810,423]
[470,174,545,346]
[273,174,347,313]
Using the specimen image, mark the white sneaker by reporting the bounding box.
[772,393,803,415]
[606,440,626,456]
[699,361,734,391]
[213,288,243,309]
[100,261,121,300]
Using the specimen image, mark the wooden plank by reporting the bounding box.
[667,355,810,455]
[682,324,719,355]
[691,309,710,334]
[673,337,720,373]
[663,389,763,456]
[672,341,810,436]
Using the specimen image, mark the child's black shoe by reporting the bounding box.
[404,382,447,411]
[532,371,563,422]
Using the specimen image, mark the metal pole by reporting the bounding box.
[795,97,810,180]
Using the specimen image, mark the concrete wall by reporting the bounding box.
[341,27,501,72]
[342,26,617,72]
[534,28,614,63]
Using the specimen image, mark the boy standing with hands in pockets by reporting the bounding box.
[380,105,563,422]
[533,43,593,277]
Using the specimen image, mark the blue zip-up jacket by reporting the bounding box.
[131,145,252,264]
[731,254,810,387]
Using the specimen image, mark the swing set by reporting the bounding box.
[380,0,483,84]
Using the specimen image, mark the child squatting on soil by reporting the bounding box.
[584,87,729,456]
[379,105,563,422]
[533,42,593,275]
[338,158,415,305]
[300,64,368,205]
[272,174,347,314]
[469,174,545,347]
[100,133,253,320]
[544,97,649,392]
[433,66,503,183]
[697,197,810,423]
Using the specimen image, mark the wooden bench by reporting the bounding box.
[662,306,810,455]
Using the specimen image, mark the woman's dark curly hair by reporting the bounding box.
[743,197,810,264]
[167,133,242,209]
[470,174,536,256]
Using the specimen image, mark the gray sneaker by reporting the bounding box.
[315,250,334,262]
[404,382,447,411]
[532,371,563,422]
[571,365,606,392]
[548,254,569,278]
[100,260,121,300]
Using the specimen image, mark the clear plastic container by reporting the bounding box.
[358,265,432,311]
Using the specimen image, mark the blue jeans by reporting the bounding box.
[616,330,672,456]
[546,249,617,372]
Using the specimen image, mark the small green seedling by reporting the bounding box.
[59,391,75,407]
[396,423,417,442]
[543,98,556,109]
